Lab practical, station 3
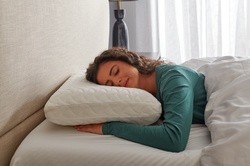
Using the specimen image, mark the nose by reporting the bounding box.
[114,77,122,86]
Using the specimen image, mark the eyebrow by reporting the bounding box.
[109,65,116,76]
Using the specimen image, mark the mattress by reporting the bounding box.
[10,120,210,166]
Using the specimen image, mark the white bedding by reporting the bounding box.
[198,56,250,165]
[10,120,210,166]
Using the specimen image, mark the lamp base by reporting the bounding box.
[112,9,129,49]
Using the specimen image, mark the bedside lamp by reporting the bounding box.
[109,0,138,49]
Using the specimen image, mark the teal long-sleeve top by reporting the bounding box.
[102,64,207,152]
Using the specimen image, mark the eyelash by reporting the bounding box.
[112,67,119,76]
[106,66,119,86]
[115,68,119,75]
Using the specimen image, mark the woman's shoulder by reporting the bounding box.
[156,63,198,73]
[155,64,183,83]
[155,64,202,83]
[156,64,189,73]
[155,64,193,100]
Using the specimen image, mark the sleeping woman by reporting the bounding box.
[74,47,207,152]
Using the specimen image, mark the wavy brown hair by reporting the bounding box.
[86,48,166,84]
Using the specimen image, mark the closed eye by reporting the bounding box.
[111,65,119,76]
[114,67,119,75]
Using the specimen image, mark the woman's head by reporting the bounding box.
[86,47,165,86]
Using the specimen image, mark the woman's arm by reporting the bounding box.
[103,71,194,152]
[75,123,103,134]
[76,70,194,152]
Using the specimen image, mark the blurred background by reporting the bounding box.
[109,0,250,64]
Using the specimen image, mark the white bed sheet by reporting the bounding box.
[11,120,210,166]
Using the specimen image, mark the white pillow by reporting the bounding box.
[44,72,162,126]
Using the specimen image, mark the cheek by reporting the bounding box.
[96,70,106,85]
[130,70,140,87]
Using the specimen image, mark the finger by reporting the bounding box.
[74,125,85,131]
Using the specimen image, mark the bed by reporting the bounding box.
[1,1,250,166]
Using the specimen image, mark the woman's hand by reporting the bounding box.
[74,123,103,135]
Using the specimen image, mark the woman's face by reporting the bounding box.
[96,60,140,88]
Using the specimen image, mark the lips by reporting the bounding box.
[124,78,129,87]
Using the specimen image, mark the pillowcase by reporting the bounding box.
[44,72,162,126]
